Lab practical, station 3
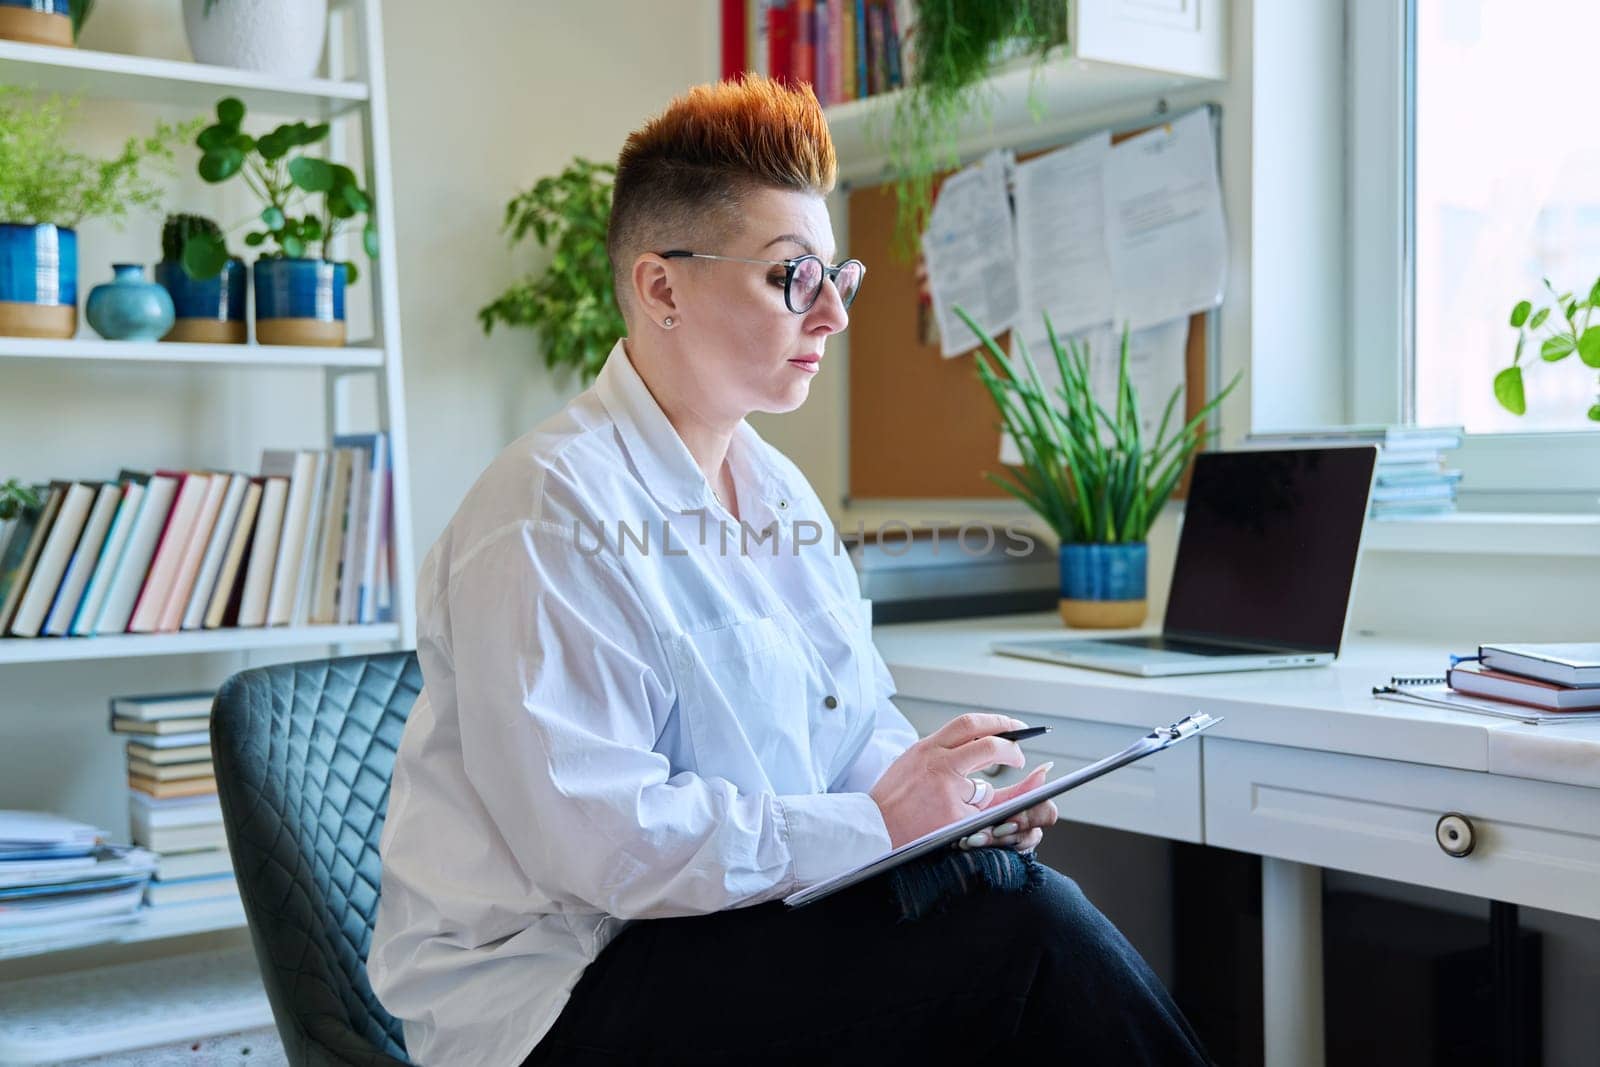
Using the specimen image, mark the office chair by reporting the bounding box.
[211,651,419,1066]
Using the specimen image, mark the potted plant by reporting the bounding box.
[0,479,40,522]
[882,0,1067,259]
[1495,274,1600,423]
[0,87,193,339]
[155,214,246,343]
[182,0,328,79]
[0,0,93,48]
[479,157,624,382]
[958,306,1239,628]
[182,96,377,347]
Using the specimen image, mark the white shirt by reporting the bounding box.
[369,339,918,1067]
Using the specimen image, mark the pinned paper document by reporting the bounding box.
[1012,132,1115,340]
[922,149,1020,357]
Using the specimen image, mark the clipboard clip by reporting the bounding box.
[1154,712,1220,743]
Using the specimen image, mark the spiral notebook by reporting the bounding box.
[1372,676,1600,725]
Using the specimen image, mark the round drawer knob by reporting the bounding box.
[1436,813,1476,858]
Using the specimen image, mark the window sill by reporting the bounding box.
[1362,511,1600,557]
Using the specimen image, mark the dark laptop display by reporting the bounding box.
[1155,447,1377,654]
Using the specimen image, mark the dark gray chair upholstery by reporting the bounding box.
[211,651,420,1066]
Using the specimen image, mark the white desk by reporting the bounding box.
[872,612,1600,1067]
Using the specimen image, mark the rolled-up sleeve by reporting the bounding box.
[446,520,888,920]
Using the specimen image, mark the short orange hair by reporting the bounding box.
[607,74,837,320]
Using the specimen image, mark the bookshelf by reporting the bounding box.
[0,1,414,1059]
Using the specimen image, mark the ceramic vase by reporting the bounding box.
[0,223,77,339]
[155,258,247,343]
[181,0,328,77]
[254,258,346,347]
[86,264,176,342]
[1058,542,1148,628]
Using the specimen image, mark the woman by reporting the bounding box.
[369,76,1210,1066]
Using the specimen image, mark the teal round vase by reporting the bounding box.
[1058,542,1148,628]
[86,264,176,342]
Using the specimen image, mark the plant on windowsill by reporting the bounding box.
[0,480,40,522]
[1495,274,1600,423]
[479,157,624,384]
[880,0,1068,260]
[181,96,378,347]
[956,305,1239,629]
[0,86,195,339]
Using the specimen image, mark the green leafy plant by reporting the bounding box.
[0,480,41,523]
[162,213,229,277]
[958,306,1239,543]
[479,157,623,383]
[69,0,94,39]
[182,96,377,285]
[0,87,196,228]
[881,0,1067,259]
[1497,274,1600,422]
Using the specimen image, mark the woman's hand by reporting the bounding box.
[957,778,1060,853]
[869,713,1033,849]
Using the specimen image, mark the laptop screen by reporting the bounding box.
[1163,447,1377,653]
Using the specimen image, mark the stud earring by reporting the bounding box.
[663,316,675,328]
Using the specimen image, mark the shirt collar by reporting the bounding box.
[594,338,802,515]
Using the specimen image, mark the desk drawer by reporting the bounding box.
[893,697,1203,842]
[1206,738,1600,921]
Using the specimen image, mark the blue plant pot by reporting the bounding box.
[1058,542,1148,629]
[253,257,346,346]
[155,258,247,343]
[86,264,176,342]
[0,222,78,338]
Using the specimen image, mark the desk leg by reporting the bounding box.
[1261,858,1324,1067]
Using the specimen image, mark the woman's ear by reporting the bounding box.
[633,254,679,329]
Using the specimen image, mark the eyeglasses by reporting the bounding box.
[659,250,865,313]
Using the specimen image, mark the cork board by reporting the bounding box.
[845,122,1212,501]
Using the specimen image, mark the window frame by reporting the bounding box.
[1346,0,1600,509]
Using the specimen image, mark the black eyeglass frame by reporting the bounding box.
[658,250,865,314]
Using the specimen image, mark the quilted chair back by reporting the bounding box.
[211,651,420,1065]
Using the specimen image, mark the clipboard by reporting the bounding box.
[783,712,1220,908]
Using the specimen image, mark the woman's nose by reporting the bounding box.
[807,277,849,333]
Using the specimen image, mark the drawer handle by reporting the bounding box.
[1436,813,1476,858]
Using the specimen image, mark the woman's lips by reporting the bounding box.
[788,355,821,374]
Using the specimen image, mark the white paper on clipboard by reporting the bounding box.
[783,713,1219,908]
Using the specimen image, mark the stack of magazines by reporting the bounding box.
[1374,642,1600,725]
[1245,425,1464,518]
[0,811,156,953]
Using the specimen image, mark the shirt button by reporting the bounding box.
[823,694,838,709]
[776,499,789,510]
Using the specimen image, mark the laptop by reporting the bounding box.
[991,446,1379,677]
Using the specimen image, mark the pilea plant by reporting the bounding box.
[1497,274,1600,422]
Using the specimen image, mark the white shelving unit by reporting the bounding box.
[0,1,414,1060]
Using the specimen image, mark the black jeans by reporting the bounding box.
[522,861,1213,1066]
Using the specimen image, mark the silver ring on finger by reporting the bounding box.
[965,777,994,807]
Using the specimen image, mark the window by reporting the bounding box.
[1411,0,1600,435]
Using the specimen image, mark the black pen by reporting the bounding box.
[995,726,1051,742]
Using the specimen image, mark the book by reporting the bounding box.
[134,821,226,853]
[123,730,209,749]
[1370,481,1458,503]
[128,774,218,800]
[262,449,318,627]
[854,0,868,97]
[110,692,214,721]
[1373,679,1600,725]
[768,0,794,83]
[309,449,354,624]
[290,450,329,625]
[0,884,145,930]
[337,447,367,624]
[127,471,208,633]
[181,472,249,631]
[236,475,288,627]
[9,481,97,637]
[112,716,211,736]
[720,0,746,78]
[0,493,45,633]
[153,849,232,882]
[41,481,122,637]
[92,471,179,634]
[126,743,211,764]
[69,474,145,635]
[334,432,389,623]
[1245,425,1465,451]
[156,471,229,632]
[127,757,215,781]
[144,875,238,907]
[794,0,815,90]
[205,477,263,630]
[130,800,221,839]
[1447,664,1600,712]
[0,483,61,635]
[1478,643,1600,689]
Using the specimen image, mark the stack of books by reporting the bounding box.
[112,692,238,909]
[1244,426,1464,519]
[723,0,910,105]
[0,811,155,952]
[842,524,1056,623]
[1374,642,1600,725]
[0,432,394,641]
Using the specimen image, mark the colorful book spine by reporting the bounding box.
[720,0,746,79]
[854,0,869,97]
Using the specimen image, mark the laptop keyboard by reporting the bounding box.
[1096,635,1275,657]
